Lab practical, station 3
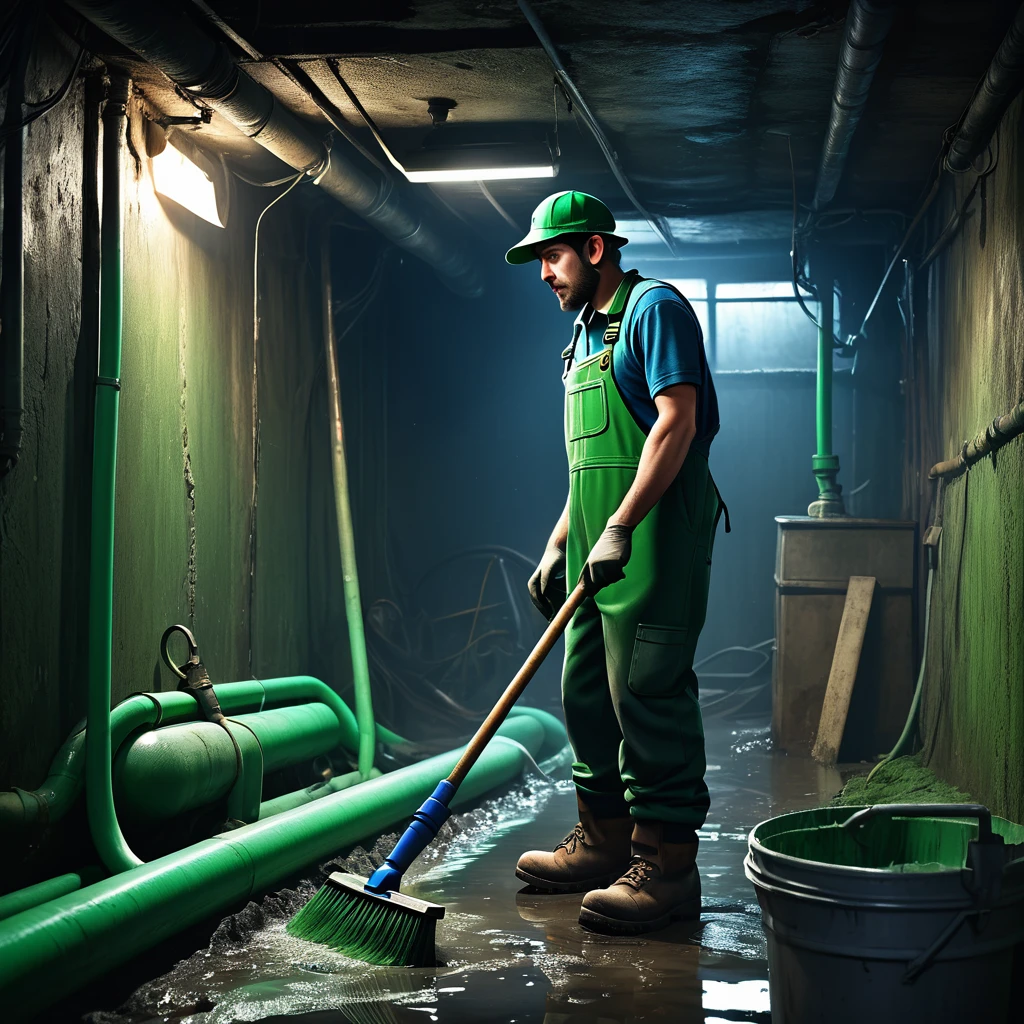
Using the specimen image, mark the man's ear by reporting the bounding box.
[586,234,605,267]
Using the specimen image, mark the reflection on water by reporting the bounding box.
[87,715,841,1023]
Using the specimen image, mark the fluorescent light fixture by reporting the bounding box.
[402,143,556,183]
[151,142,225,227]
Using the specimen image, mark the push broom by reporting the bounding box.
[287,580,587,967]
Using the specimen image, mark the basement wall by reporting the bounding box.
[0,33,387,880]
[915,95,1024,822]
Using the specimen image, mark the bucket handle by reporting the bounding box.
[841,803,993,843]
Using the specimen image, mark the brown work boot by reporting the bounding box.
[578,820,700,934]
[515,798,632,893]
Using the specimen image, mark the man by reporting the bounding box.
[505,191,726,935]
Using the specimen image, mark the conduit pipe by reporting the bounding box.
[0,677,405,828]
[322,230,376,779]
[813,0,897,210]
[0,869,102,924]
[65,0,483,298]
[86,73,140,873]
[0,732,550,1020]
[0,16,31,477]
[945,4,1024,173]
[928,399,1024,480]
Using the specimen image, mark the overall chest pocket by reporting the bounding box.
[565,380,609,441]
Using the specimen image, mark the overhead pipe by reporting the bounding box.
[0,15,32,477]
[0,730,553,1020]
[945,4,1024,172]
[65,0,483,298]
[812,0,898,210]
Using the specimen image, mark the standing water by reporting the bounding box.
[85,710,842,1023]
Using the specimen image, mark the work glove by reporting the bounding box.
[582,524,633,595]
[528,542,567,620]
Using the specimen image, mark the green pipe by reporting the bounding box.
[506,707,569,762]
[255,713,551,820]
[258,767,379,819]
[321,233,375,779]
[86,75,140,874]
[0,677,408,829]
[0,869,101,924]
[809,322,844,516]
[236,703,341,773]
[815,323,832,458]
[0,732,549,1019]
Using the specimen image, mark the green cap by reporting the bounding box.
[504,190,629,265]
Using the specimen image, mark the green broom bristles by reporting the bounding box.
[287,872,443,967]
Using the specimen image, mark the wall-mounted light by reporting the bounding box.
[401,143,557,183]
[148,124,227,228]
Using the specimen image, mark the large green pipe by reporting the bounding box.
[86,75,140,873]
[0,677,407,828]
[0,733,545,1019]
[257,713,547,819]
[321,232,376,779]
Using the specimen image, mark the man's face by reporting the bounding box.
[536,240,601,312]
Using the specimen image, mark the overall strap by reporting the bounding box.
[603,273,664,347]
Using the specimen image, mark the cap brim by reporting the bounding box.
[505,230,629,265]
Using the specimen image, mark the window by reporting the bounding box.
[664,279,826,372]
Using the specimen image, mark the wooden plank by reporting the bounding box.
[812,576,878,765]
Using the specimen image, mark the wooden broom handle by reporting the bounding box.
[447,581,586,788]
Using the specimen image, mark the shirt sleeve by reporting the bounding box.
[630,291,704,398]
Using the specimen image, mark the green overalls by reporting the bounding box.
[562,272,725,833]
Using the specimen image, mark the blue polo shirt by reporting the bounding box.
[573,280,719,456]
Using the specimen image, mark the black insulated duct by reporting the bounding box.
[813,0,897,211]
[945,4,1024,173]
[66,0,483,298]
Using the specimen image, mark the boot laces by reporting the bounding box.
[555,822,587,854]
[620,855,658,891]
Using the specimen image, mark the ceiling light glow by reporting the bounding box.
[404,164,556,183]
[151,143,225,227]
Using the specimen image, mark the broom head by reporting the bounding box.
[287,871,444,967]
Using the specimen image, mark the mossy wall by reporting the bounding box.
[0,34,392,866]
[915,95,1024,823]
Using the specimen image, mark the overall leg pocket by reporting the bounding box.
[627,624,695,697]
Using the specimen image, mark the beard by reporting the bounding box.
[558,257,601,311]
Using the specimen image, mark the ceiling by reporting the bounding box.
[106,0,1022,252]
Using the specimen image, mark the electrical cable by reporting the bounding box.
[0,15,85,146]
[326,59,409,177]
[246,168,309,674]
[478,181,522,232]
[517,0,677,256]
[786,136,824,331]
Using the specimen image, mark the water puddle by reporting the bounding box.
[87,714,840,1023]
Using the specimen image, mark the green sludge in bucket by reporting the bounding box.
[745,804,1024,1024]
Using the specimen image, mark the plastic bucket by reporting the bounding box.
[745,803,1024,1024]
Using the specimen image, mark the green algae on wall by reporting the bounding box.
[914,94,1024,824]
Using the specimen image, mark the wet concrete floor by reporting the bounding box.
[92,709,846,1024]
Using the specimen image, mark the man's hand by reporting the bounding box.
[582,523,633,594]
[528,542,567,620]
